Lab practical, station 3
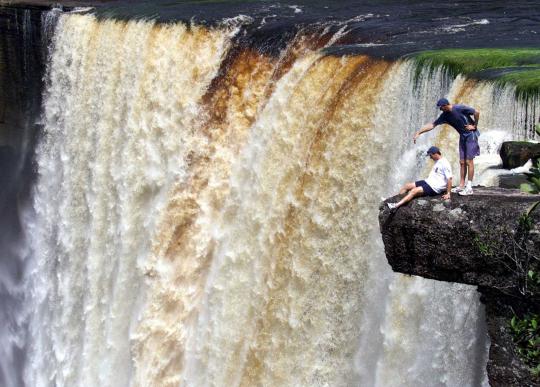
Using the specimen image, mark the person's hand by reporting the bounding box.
[465,124,476,131]
[442,192,450,200]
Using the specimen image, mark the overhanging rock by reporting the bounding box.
[379,187,540,297]
[379,187,540,386]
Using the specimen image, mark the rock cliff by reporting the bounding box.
[380,187,540,386]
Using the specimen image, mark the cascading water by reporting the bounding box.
[0,6,49,387]
[17,9,539,387]
[26,14,237,387]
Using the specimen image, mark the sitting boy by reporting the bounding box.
[387,146,452,209]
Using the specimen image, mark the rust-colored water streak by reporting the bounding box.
[238,57,392,386]
[133,47,278,386]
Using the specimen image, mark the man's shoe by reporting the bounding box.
[451,186,464,193]
[458,187,473,196]
[387,202,398,209]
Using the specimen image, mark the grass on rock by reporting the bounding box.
[411,48,540,97]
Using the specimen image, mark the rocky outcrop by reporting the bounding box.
[379,187,540,387]
[481,290,538,387]
[500,141,540,169]
[380,187,540,297]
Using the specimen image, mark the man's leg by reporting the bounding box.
[394,186,424,208]
[459,159,467,187]
[466,159,474,183]
[458,159,475,195]
[459,136,479,195]
[456,136,467,189]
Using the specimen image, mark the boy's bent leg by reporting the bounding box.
[394,186,424,208]
[399,182,416,195]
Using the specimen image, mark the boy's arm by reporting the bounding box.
[442,177,452,200]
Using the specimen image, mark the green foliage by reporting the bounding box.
[519,213,534,232]
[411,48,540,98]
[520,158,540,219]
[473,236,495,256]
[510,312,540,376]
[520,160,540,206]
[413,48,540,74]
[497,69,540,98]
[521,183,537,194]
[528,270,540,287]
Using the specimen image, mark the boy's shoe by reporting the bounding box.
[451,186,465,193]
[458,187,473,196]
[387,202,398,209]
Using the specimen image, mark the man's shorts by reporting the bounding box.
[459,135,480,160]
[415,180,438,196]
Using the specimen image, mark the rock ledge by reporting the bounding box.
[380,187,540,297]
[379,187,540,387]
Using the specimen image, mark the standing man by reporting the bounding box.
[387,146,452,209]
[413,98,480,195]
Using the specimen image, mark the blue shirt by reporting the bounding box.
[433,104,478,139]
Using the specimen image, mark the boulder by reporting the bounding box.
[500,141,540,169]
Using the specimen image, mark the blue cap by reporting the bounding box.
[427,146,440,155]
[436,98,450,107]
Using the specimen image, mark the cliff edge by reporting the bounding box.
[379,187,540,386]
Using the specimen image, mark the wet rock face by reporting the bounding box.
[499,173,530,189]
[0,5,46,201]
[379,187,540,298]
[379,187,540,387]
[481,291,537,387]
[500,141,540,169]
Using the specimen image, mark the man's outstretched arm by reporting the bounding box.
[413,123,435,143]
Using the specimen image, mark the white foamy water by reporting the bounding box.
[353,61,489,387]
[23,13,539,387]
[25,14,234,387]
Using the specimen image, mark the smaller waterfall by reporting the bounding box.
[0,6,51,387]
[353,61,490,387]
[40,6,62,60]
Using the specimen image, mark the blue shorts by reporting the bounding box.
[415,180,438,196]
[459,135,480,160]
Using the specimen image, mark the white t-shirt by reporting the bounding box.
[425,157,453,194]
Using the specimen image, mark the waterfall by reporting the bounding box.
[26,14,235,387]
[24,12,538,387]
[0,6,49,387]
